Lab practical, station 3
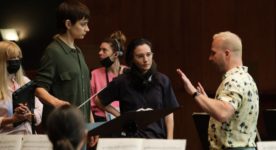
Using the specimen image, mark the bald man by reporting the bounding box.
[177,31,259,150]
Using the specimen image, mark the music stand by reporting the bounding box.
[263,109,276,140]
[88,107,180,137]
[12,81,36,134]
[192,112,210,150]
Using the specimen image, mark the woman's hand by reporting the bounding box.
[13,103,32,122]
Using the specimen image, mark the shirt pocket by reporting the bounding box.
[59,72,75,81]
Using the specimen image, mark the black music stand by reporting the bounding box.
[263,109,276,140]
[12,81,36,134]
[88,107,180,137]
[192,112,210,150]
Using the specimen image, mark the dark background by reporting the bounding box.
[1,0,276,149]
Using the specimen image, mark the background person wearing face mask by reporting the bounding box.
[90,30,127,122]
[0,41,43,134]
[95,38,179,139]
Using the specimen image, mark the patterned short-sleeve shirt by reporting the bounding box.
[208,66,259,150]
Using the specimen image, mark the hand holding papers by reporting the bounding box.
[12,81,36,133]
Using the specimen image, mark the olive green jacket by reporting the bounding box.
[35,37,91,121]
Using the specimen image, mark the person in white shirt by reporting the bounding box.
[0,41,43,134]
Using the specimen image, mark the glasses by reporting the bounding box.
[134,52,153,60]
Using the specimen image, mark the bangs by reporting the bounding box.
[6,42,22,59]
[74,8,90,21]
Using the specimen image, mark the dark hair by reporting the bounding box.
[102,30,127,55]
[57,0,90,34]
[47,105,86,150]
[125,38,152,66]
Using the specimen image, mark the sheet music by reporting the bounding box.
[21,135,52,150]
[97,138,144,150]
[96,138,186,150]
[257,141,276,150]
[0,135,23,150]
[143,139,186,150]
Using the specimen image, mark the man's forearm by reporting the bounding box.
[35,87,69,107]
[35,87,56,105]
[194,95,235,122]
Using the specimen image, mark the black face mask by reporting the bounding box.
[7,60,21,74]
[100,57,114,68]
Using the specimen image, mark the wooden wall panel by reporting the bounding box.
[80,0,276,149]
[1,0,276,149]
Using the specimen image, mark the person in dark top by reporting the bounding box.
[47,105,86,150]
[95,38,179,138]
[34,0,91,122]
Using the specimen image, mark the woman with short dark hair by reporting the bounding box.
[34,0,92,122]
